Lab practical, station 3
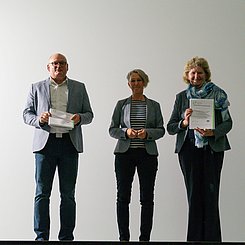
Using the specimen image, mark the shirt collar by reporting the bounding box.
[50,77,68,87]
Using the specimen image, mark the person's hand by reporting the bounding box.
[126,128,138,138]
[39,111,51,124]
[70,114,81,125]
[137,129,147,139]
[195,127,214,137]
[182,108,193,127]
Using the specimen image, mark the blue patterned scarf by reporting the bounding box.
[186,82,230,148]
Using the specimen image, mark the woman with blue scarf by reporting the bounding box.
[167,57,232,242]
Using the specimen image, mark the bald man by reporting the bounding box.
[23,53,93,241]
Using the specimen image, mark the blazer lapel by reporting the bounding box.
[123,97,131,128]
[145,97,151,127]
[66,79,73,112]
[44,79,51,108]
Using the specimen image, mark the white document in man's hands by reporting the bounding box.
[48,108,74,129]
[189,99,215,129]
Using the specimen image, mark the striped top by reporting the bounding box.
[130,100,147,148]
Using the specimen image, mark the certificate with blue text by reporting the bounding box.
[189,99,215,129]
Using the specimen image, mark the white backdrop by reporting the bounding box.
[0,0,244,242]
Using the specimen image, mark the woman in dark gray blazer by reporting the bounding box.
[167,57,232,242]
[109,69,165,242]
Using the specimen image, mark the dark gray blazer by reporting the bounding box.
[109,96,165,156]
[23,78,93,153]
[167,90,232,153]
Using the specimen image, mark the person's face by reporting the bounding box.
[128,73,145,95]
[47,54,68,84]
[187,66,206,88]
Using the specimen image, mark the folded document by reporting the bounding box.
[48,109,74,130]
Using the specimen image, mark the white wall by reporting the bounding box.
[0,0,244,242]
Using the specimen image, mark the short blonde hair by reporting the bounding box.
[126,69,149,87]
[183,56,211,84]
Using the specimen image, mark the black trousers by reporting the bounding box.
[114,148,158,241]
[178,138,224,242]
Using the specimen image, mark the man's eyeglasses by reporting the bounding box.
[49,61,67,67]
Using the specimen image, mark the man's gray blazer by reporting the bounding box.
[109,96,165,156]
[167,90,232,153]
[23,78,93,153]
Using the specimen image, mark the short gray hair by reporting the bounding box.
[126,69,149,87]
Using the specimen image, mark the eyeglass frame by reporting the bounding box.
[49,61,67,67]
